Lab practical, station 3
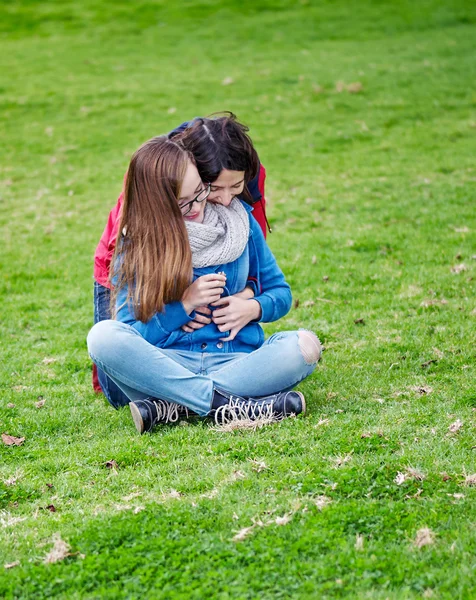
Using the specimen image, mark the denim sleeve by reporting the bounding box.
[248,218,292,322]
[115,286,195,345]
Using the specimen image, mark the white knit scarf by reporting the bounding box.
[184,199,250,268]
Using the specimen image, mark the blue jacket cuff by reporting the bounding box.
[254,295,273,323]
[154,301,195,333]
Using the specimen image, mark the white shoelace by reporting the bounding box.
[213,397,282,426]
[151,400,189,426]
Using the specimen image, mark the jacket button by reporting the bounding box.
[216,342,224,349]
[201,343,207,350]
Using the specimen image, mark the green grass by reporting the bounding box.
[1,0,475,597]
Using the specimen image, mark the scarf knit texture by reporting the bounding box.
[184,199,250,268]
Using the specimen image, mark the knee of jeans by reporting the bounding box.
[297,330,322,365]
[87,320,121,361]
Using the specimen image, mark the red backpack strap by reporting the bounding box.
[251,164,271,238]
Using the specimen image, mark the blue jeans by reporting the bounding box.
[93,282,131,409]
[87,320,317,417]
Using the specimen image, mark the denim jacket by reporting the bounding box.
[115,202,292,354]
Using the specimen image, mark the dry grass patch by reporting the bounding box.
[413,528,436,549]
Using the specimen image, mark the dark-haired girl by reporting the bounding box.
[87,136,321,432]
[93,114,269,408]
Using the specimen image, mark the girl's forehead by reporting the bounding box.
[212,169,245,187]
[180,162,201,197]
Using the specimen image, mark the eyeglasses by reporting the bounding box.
[179,183,211,216]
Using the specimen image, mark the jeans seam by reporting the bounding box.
[89,353,210,416]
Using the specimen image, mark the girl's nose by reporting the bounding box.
[220,192,233,207]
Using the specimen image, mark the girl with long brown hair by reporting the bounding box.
[87,131,322,433]
[93,114,268,408]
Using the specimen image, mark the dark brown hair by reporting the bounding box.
[111,136,194,322]
[173,112,260,202]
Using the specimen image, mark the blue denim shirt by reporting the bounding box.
[115,203,292,354]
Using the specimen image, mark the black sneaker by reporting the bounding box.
[211,389,306,425]
[130,398,190,434]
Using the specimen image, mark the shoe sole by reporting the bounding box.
[295,391,306,416]
[130,402,145,434]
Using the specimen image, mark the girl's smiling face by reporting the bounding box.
[208,169,245,207]
[179,161,209,223]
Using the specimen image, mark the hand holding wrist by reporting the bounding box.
[181,274,226,315]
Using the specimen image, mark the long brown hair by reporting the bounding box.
[111,136,194,322]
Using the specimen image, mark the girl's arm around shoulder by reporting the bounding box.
[248,215,292,323]
[115,285,195,346]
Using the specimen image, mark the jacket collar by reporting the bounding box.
[240,199,254,214]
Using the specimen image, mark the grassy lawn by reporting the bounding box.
[1,0,475,597]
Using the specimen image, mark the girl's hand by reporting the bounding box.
[211,295,262,342]
[181,306,212,333]
[182,274,226,315]
[181,285,252,334]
